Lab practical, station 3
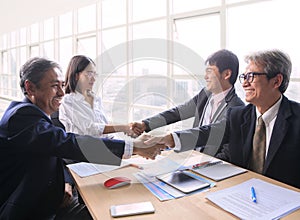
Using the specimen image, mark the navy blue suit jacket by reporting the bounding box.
[176,96,300,188]
[0,98,125,219]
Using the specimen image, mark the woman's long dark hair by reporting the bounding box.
[64,55,95,94]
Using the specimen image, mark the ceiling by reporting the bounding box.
[0,0,98,35]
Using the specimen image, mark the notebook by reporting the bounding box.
[192,161,247,181]
[156,170,210,193]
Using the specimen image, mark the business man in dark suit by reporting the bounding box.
[0,57,161,220]
[147,49,300,189]
[131,49,244,156]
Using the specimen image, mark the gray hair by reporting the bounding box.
[19,57,61,95]
[245,49,292,93]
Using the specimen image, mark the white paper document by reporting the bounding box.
[67,155,166,178]
[206,178,300,220]
[67,161,130,177]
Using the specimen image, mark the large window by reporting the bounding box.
[1,0,300,129]
[227,0,300,101]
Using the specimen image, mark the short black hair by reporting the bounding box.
[205,49,239,85]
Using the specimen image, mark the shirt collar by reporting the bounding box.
[255,95,282,125]
[210,87,232,104]
[72,91,85,101]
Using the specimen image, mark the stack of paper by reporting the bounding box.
[206,178,300,219]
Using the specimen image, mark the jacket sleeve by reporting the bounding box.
[174,118,228,152]
[6,106,125,166]
[143,93,200,132]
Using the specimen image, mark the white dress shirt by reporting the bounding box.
[201,87,232,126]
[59,92,132,158]
[59,92,109,137]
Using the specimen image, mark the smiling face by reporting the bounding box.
[205,65,231,94]
[26,67,65,115]
[242,60,282,113]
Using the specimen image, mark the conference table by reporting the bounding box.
[69,150,300,219]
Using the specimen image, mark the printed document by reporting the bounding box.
[68,155,165,177]
[67,161,130,177]
[206,178,300,220]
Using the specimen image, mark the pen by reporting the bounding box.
[130,164,144,170]
[192,161,210,169]
[251,186,257,203]
[193,160,223,169]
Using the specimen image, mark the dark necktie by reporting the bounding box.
[249,116,266,174]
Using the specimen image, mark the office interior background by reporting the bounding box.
[0,0,299,134]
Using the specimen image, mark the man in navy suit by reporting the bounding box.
[0,57,161,220]
[131,49,244,156]
[146,49,300,189]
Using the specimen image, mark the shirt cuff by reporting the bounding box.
[97,124,106,135]
[123,140,133,159]
[171,133,182,151]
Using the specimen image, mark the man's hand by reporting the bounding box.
[122,124,138,138]
[130,121,147,136]
[144,133,175,149]
[60,183,73,208]
[133,133,165,159]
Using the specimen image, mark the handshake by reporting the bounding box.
[128,122,175,160]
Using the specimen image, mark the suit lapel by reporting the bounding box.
[211,99,226,123]
[196,92,210,126]
[241,106,256,163]
[211,87,236,123]
[263,97,291,173]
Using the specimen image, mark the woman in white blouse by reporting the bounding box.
[59,55,134,138]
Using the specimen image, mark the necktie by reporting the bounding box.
[209,99,216,122]
[201,98,214,126]
[249,116,266,174]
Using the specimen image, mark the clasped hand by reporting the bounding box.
[133,133,169,160]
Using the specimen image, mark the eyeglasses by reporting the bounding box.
[83,71,98,79]
[239,72,268,84]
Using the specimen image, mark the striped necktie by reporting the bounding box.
[249,115,266,174]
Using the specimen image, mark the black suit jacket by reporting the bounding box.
[176,96,300,188]
[143,87,244,155]
[0,98,125,219]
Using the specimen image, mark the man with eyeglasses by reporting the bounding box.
[146,49,300,189]
[131,49,245,156]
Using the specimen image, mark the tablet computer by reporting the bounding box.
[156,170,210,193]
[192,162,247,181]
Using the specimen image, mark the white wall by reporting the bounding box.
[0,0,98,35]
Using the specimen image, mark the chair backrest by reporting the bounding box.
[50,111,65,130]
